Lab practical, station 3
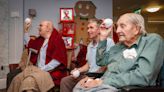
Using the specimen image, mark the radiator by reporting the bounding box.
[0,78,6,89]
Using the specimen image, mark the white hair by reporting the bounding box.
[121,13,147,35]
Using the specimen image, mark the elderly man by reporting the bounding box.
[24,20,67,86]
[60,18,115,92]
[73,13,164,92]
[8,20,67,92]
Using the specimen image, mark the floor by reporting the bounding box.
[0,89,6,92]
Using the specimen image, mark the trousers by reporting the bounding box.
[60,74,87,92]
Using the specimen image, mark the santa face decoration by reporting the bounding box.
[74,1,96,19]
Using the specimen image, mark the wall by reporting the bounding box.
[9,0,24,64]
[0,0,112,79]
[24,0,113,35]
[0,0,9,78]
[8,0,112,64]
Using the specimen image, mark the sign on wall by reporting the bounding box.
[60,8,74,22]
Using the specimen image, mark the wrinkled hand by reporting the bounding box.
[79,77,103,89]
[24,21,32,33]
[78,77,90,87]
[99,25,113,41]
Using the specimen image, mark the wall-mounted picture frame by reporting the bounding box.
[60,8,74,22]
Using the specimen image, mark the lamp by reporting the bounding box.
[146,6,160,12]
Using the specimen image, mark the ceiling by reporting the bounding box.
[113,0,164,38]
[113,0,164,21]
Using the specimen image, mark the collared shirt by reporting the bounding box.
[24,33,60,71]
[87,37,115,72]
[97,33,164,88]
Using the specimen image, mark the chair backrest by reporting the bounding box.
[156,58,164,87]
[160,60,164,87]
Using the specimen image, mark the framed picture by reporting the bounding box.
[61,23,75,48]
[62,37,73,47]
[60,8,74,22]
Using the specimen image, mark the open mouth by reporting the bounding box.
[79,13,89,17]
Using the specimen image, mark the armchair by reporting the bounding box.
[121,60,164,92]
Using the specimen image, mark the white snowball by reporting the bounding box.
[103,18,113,28]
[25,18,31,23]
[72,70,80,78]
[86,78,93,83]
[95,78,100,81]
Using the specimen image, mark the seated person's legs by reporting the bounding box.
[20,76,39,92]
[7,71,24,92]
[7,68,22,89]
[60,74,86,92]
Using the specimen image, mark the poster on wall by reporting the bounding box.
[60,8,74,22]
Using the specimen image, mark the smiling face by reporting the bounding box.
[87,21,99,40]
[74,1,96,18]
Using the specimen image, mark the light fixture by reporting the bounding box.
[146,6,160,12]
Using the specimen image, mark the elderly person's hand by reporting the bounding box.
[78,77,89,87]
[84,78,103,88]
[24,18,32,33]
[99,18,113,41]
[79,77,103,88]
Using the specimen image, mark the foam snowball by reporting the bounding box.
[86,78,93,83]
[25,18,31,23]
[72,70,80,78]
[103,18,113,28]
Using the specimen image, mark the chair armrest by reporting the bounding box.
[9,64,19,72]
[121,86,143,92]
[121,86,164,92]
[85,72,104,78]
